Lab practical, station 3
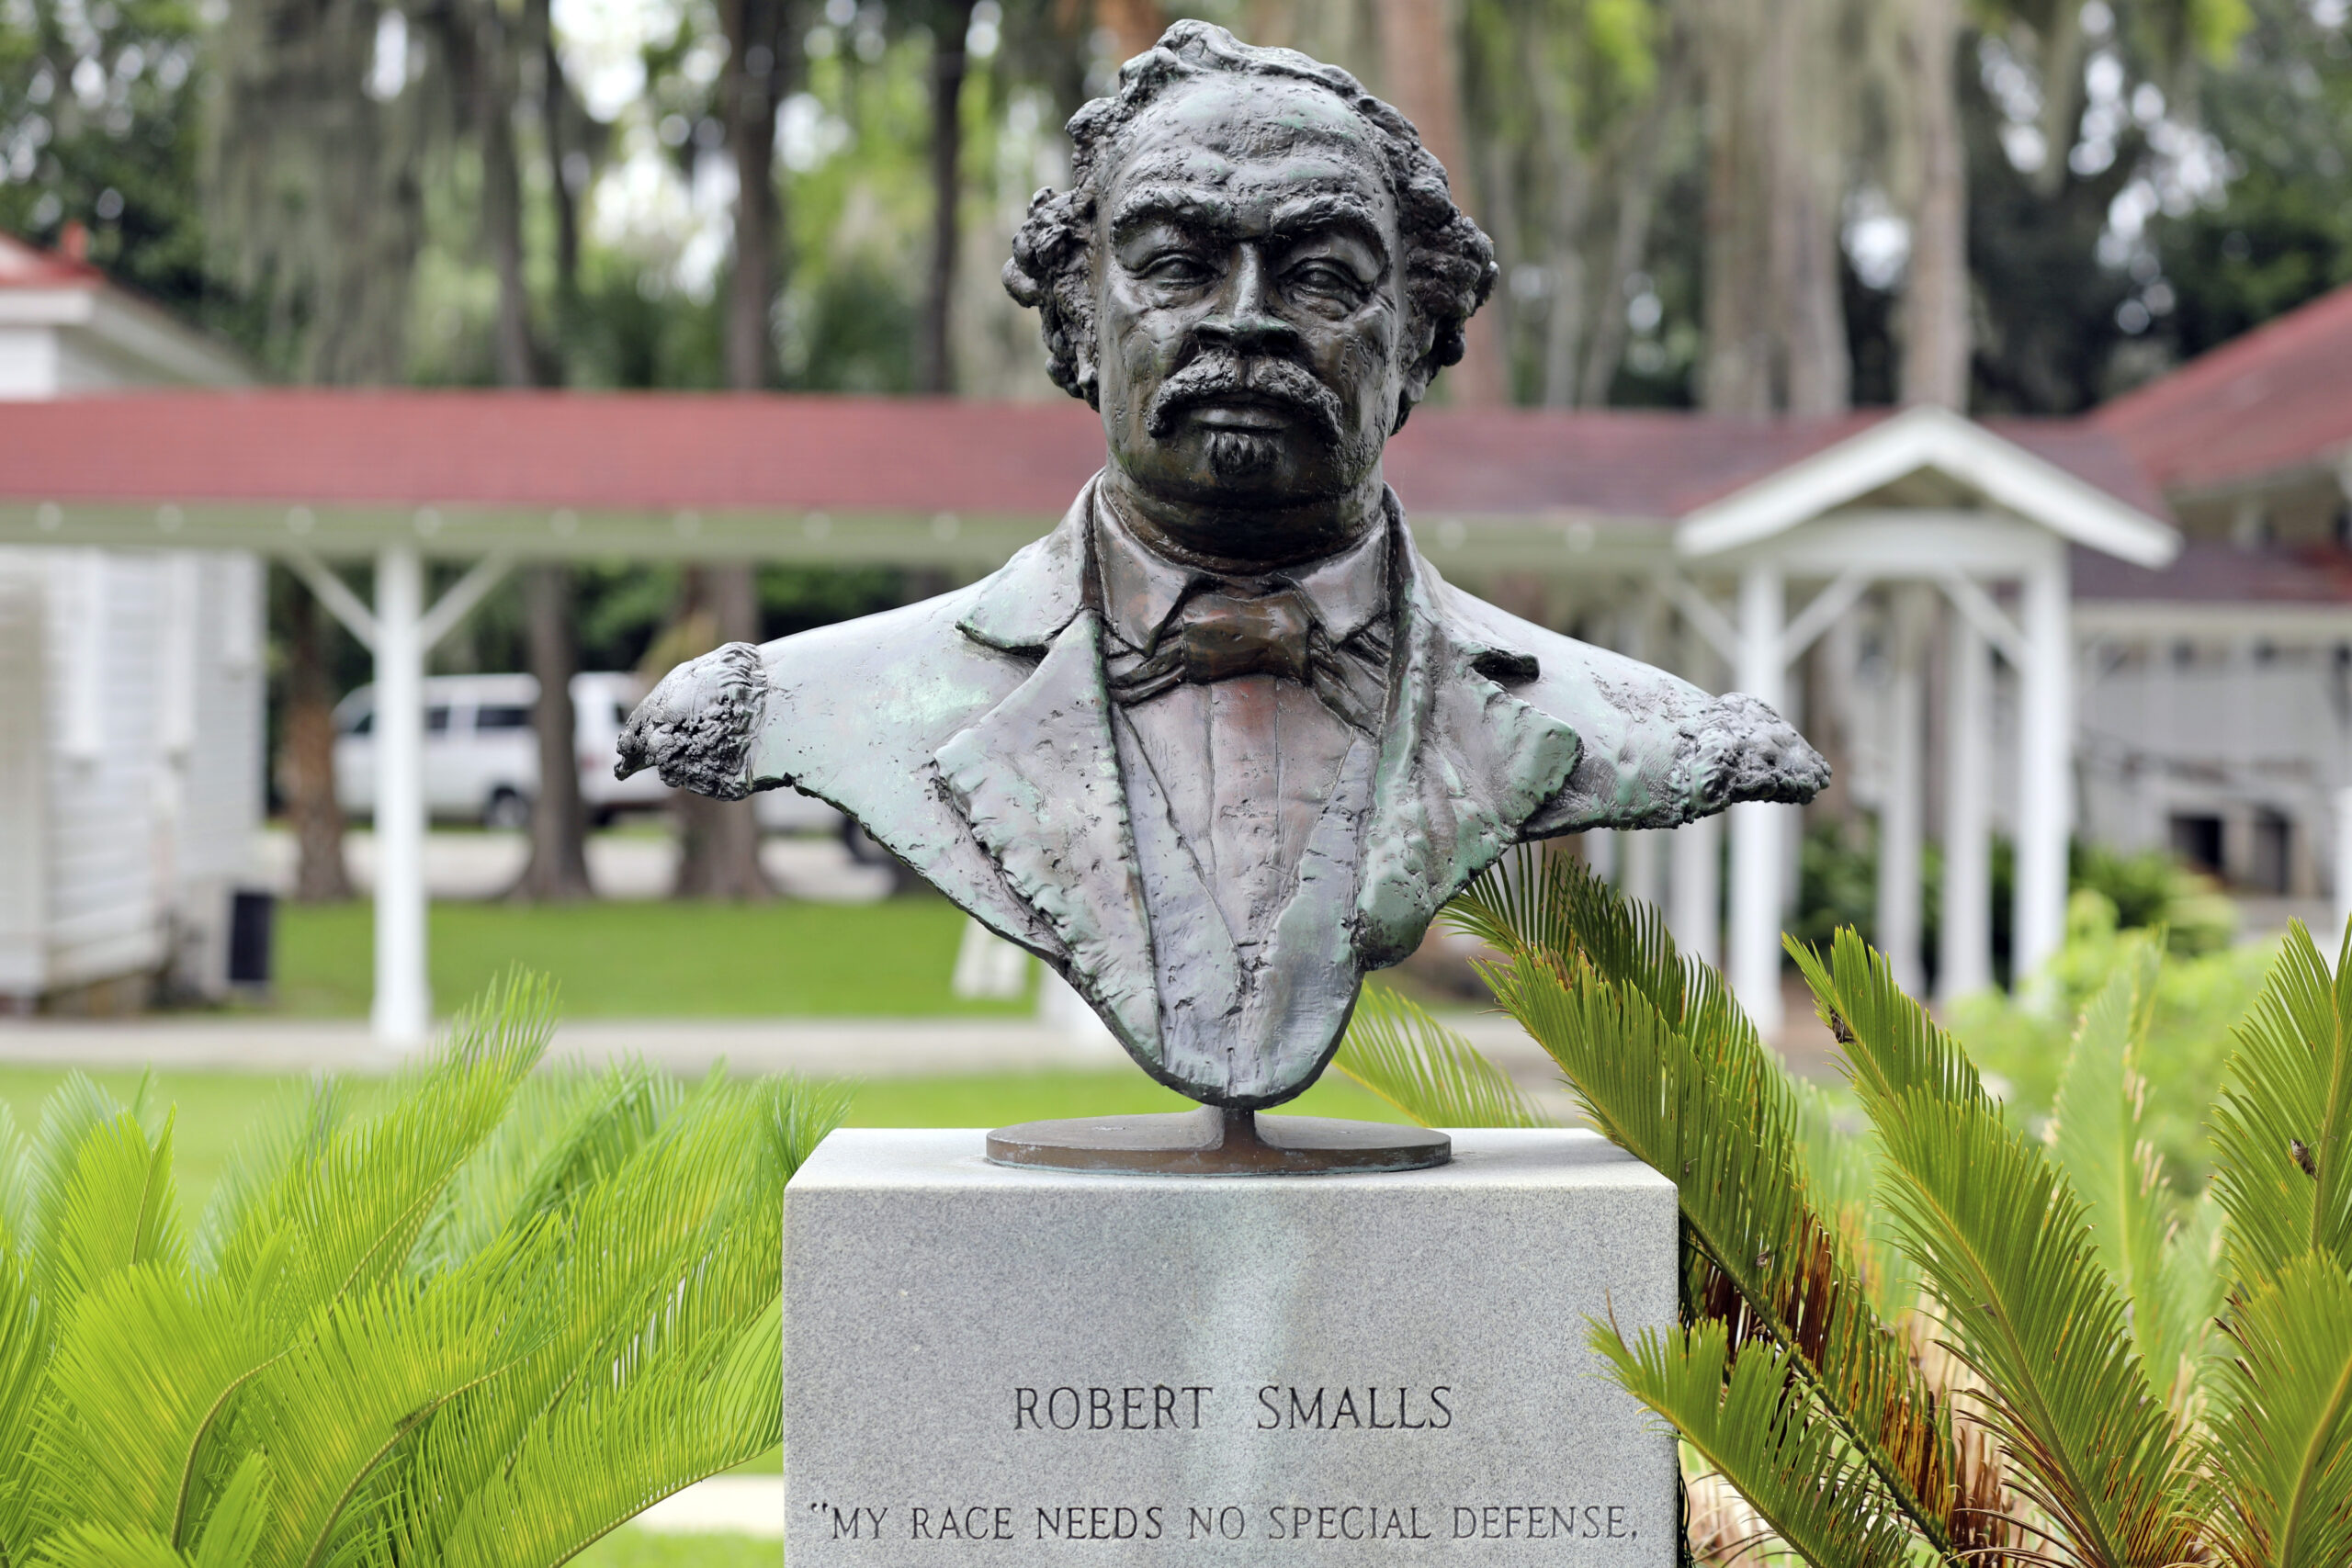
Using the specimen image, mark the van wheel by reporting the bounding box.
[485,788,532,830]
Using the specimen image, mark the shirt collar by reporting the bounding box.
[1093,492,1392,654]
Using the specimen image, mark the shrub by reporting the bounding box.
[1340,852,2351,1568]
[1952,888,2276,1189]
[0,973,844,1567]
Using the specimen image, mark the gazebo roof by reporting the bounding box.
[1676,404,2177,567]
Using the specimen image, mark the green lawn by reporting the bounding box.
[0,1064,1413,1222]
[269,897,1035,1019]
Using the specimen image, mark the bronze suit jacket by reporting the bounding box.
[617,479,1826,1105]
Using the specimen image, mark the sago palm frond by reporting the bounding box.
[1592,1317,1920,1568]
[1330,986,1553,1128]
[1793,931,2204,1568]
[2200,1250,2352,1568]
[415,1064,682,1277]
[0,975,843,1564]
[241,1269,543,1568]
[427,1297,784,1568]
[47,1107,185,1328]
[2048,940,2214,1416]
[19,1264,274,1544]
[2208,922,2352,1289]
[1791,1082,1915,1324]
[1457,850,1966,1565]
[209,975,550,1325]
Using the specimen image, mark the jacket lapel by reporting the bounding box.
[1353,531,1584,968]
[935,479,1162,1059]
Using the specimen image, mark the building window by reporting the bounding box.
[2169,813,2225,876]
[2251,810,2291,897]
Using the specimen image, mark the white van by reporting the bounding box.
[333,672,843,833]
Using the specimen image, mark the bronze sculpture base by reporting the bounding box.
[986,1105,1450,1176]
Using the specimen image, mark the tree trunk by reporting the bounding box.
[921,0,978,395]
[1524,16,1589,408]
[1094,0,1166,61]
[1899,0,1969,409]
[1701,0,1775,415]
[533,0,581,310]
[1374,0,1505,406]
[510,564,596,900]
[721,0,786,391]
[1577,50,1680,407]
[469,1,536,389]
[280,583,355,903]
[1701,0,1848,416]
[671,565,772,900]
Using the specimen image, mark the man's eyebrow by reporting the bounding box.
[1262,195,1388,256]
[1108,187,1391,257]
[1109,187,1229,243]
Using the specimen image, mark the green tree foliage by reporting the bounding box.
[2154,0,2352,357]
[0,0,254,338]
[0,973,846,1565]
[1336,848,2352,1566]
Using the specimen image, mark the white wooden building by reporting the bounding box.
[0,233,262,1012]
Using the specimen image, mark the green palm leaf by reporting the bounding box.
[0,974,848,1564]
[1331,986,1553,1128]
[48,1109,185,1325]
[2203,1251,2352,1568]
[2049,939,2211,1415]
[1455,850,1965,1565]
[429,1297,784,1568]
[187,1455,271,1568]
[26,1524,187,1568]
[1793,930,2203,1568]
[210,974,551,1323]
[20,1266,273,1544]
[1591,1317,1920,1568]
[241,1270,538,1568]
[2209,922,2352,1289]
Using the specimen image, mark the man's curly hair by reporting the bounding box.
[1001,21,1497,432]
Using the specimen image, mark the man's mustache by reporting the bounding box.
[1144,354,1346,444]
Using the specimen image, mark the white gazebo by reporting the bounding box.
[1657,406,2178,1030]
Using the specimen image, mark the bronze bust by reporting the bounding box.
[619,23,1826,1156]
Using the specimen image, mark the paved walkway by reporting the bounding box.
[0,1010,1574,1104]
[634,1476,785,1537]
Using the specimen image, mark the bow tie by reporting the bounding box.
[1108,587,1386,731]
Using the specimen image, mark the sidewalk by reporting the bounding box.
[0,1010,1569,1096]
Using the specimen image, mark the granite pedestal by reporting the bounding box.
[783,1128,1678,1565]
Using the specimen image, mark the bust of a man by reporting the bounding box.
[619,22,1826,1111]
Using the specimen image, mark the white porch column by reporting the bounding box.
[1939,597,1993,1000]
[1875,586,1930,996]
[1729,561,1787,1033]
[2013,548,2073,992]
[1668,614,1722,965]
[371,543,431,1044]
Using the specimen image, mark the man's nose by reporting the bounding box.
[1193,247,1299,357]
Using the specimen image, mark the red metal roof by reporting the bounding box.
[0,389,2163,523]
[0,231,102,289]
[2093,282,2352,495]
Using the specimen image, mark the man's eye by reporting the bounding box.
[1290,261,1364,297]
[1141,254,1212,284]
